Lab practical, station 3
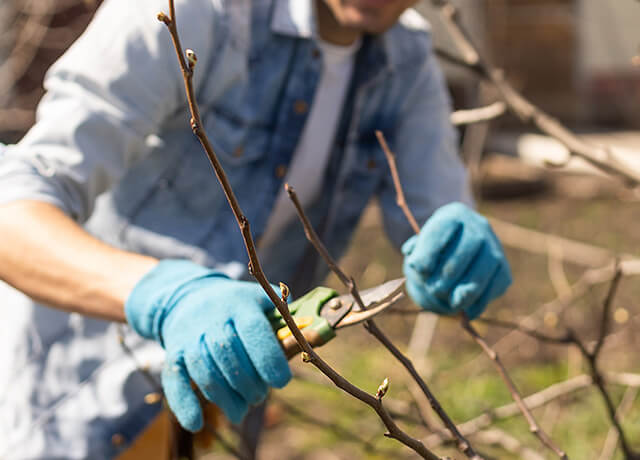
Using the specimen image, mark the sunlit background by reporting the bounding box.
[1,1,639,459]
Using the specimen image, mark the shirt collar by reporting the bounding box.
[270,0,393,73]
[271,0,317,39]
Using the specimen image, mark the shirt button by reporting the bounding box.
[233,145,244,157]
[275,164,287,179]
[367,159,377,170]
[312,48,321,59]
[144,392,163,405]
[293,100,308,115]
[111,433,125,447]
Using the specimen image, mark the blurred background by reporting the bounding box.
[1,1,639,459]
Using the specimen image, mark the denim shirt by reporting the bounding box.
[0,0,471,457]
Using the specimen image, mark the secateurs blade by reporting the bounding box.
[269,278,406,359]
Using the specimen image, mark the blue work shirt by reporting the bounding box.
[0,0,471,457]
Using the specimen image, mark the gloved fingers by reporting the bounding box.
[401,234,418,256]
[404,266,451,315]
[464,263,512,320]
[207,321,268,406]
[449,243,499,312]
[184,334,248,424]
[162,352,203,432]
[429,233,484,300]
[234,308,291,388]
[405,219,461,276]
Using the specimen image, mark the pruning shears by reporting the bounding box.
[270,278,406,359]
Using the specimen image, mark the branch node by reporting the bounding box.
[156,11,171,25]
[185,48,198,70]
[189,117,198,134]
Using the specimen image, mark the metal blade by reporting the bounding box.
[334,290,404,329]
[322,278,406,329]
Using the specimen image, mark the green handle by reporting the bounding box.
[269,286,338,359]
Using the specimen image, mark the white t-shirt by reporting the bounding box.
[260,37,361,249]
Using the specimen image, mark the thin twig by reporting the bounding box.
[286,184,482,460]
[431,0,640,186]
[462,257,640,378]
[584,268,638,459]
[425,373,640,447]
[476,268,639,459]
[374,131,421,235]
[461,319,569,459]
[472,428,545,460]
[159,3,440,458]
[598,386,639,460]
[488,217,637,270]
[450,102,507,126]
[375,131,569,459]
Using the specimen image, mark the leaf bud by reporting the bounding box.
[157,12,170,25]
[279,282,290,301]
[185,49,198,69]
[376,377,389,399]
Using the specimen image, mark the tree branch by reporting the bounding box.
[377,129,569,459]
[285,184,482,459]
[158,3,440,458]
[450,101,507,126]
[431,0,640,186]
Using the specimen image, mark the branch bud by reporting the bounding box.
[156,12,171,25]
[185,49,198,70]
[301,352,312,363]
[279,282,290,302]
[376,377,389,400]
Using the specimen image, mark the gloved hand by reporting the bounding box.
[125,259,291,431]
[402,202,511,319]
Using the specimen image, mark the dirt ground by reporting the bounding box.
[203,163,640,460]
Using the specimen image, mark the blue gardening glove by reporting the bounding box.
[125,259,291,431]
[402,202,511,319]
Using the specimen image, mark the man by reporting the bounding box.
[0,0,511,458]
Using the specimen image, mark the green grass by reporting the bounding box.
[204,190,640,459]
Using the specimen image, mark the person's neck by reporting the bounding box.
[315,0,361,46]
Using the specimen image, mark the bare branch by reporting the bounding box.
[461,319,569,459]
[286,184,482,460]
[476,267,638,459]
[488,217,637,269]
[431,0,640,186]
[593,265,622,358]
[598,386,639,460]
[378,110,568,460]
[159,3,440,458]
[426,373,640,447]
[472,428,545,460]
[450,102,506,126]
[375,131,421,235]
[584,268,638,459]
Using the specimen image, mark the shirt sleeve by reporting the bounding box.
[378,38,474,249]
[0,0,219,222]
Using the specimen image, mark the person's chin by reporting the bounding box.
[353,0,390,7]
[343,9,390,34]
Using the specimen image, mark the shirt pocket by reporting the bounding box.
[118,109,269,259]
